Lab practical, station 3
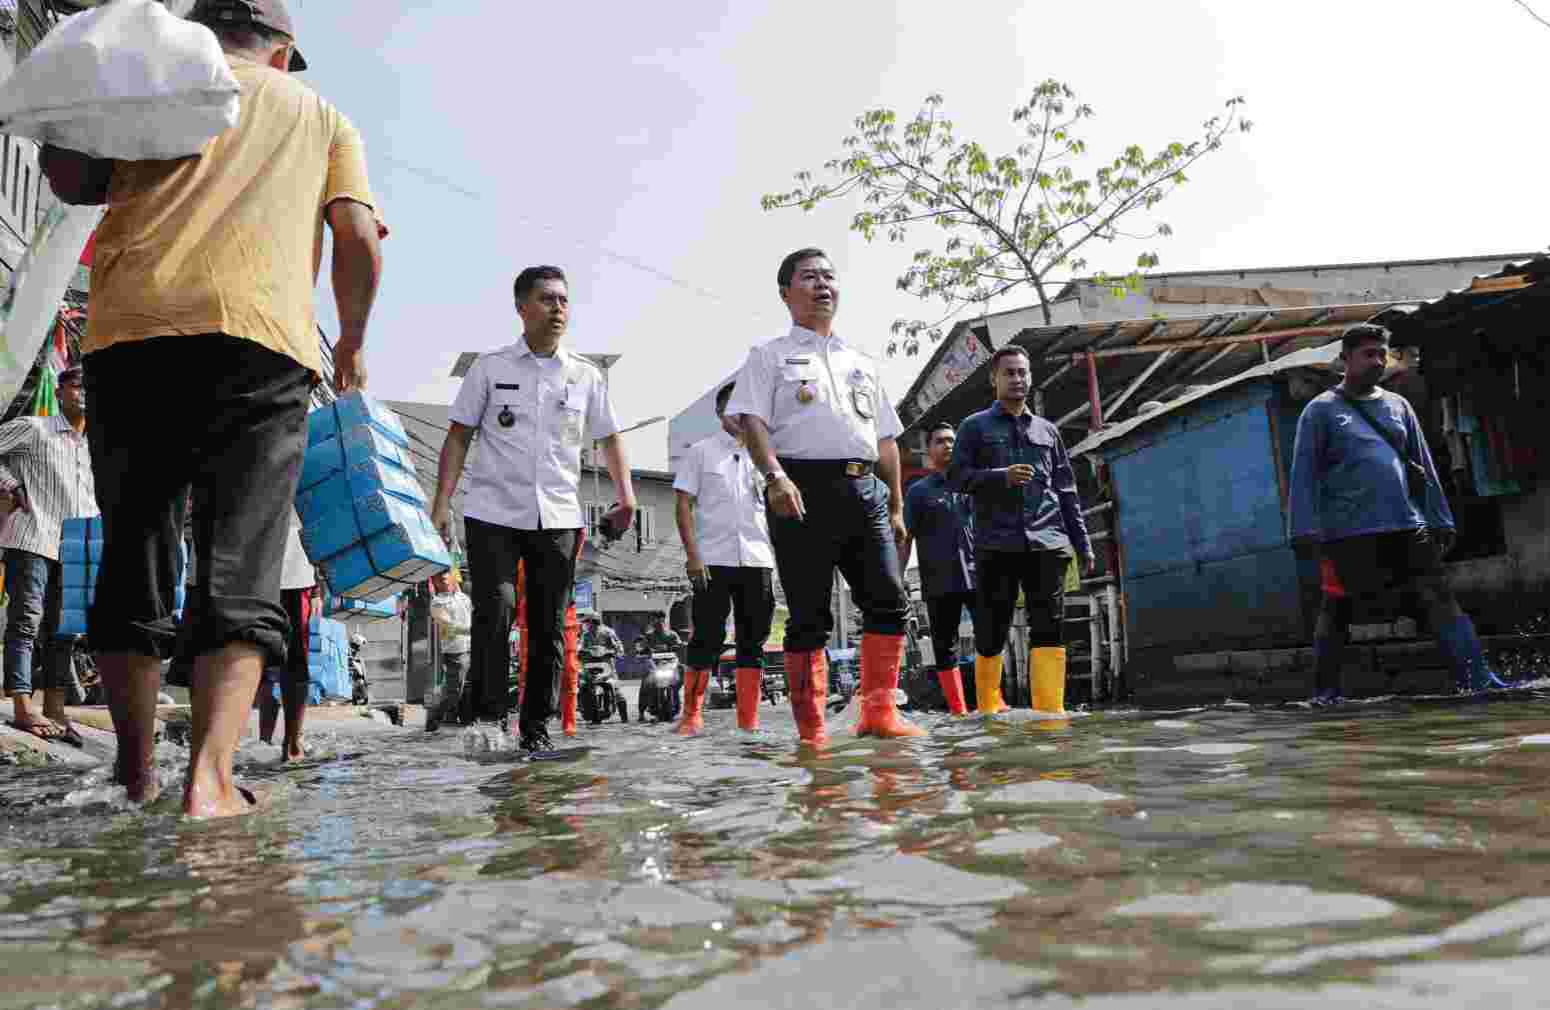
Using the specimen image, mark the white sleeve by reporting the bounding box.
[876,380,904,440]
[588,371,621,441]
[673,442,701,497]
[448,357,488,429]
[724,345,774,425]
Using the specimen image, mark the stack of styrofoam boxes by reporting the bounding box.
[324,592,399,622]
[297,392,450,602]
[58,516,186,638]
[306,613,351,704]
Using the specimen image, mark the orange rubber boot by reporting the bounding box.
[937,666,969,716]
[854,633,926,738]
[784,649,829,745]
[735,667,763,731]
[560,606,580,736]
[676,668,711,736]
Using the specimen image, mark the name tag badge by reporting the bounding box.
[785,356,813,366]
[851,387,875,419]
[495,383,520,391]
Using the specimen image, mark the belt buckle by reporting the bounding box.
[844,462,866,477]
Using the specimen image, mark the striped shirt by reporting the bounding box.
[0,415,98,562]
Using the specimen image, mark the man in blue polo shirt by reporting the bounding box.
[1288,323,1502,702]
[950,346,1093,716]
[900,422,975,715]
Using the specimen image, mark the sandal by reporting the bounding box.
[8,719,63,742]
[55,724,85,749]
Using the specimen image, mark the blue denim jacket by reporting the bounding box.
[949,401,1092,557]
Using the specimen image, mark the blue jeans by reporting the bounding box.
[3,549,63,696]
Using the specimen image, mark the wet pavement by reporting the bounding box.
[7,689,1550,1008]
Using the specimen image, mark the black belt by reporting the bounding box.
[778,457,874,478]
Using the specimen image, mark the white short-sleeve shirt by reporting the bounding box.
[724,324,902,462]
[673,431,774,569]
[449,341,619,531]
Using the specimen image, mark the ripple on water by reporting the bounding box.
[1115,883,1397,931]
[984,781,1127,805]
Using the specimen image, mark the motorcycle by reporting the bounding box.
[637,652,683,723]
[349,641,371,706]
[580,647,629,724]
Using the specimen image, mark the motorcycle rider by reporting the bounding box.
[581,615,624,660]
[636,618,681,657]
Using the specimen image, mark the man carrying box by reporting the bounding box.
[432,265,636,754]
[42,0,383,817]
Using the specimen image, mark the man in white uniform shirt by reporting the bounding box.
[673,381,776,735]
[727,248,923,745]
[432,265,636,754]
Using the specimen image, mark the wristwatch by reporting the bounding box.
[764,468,787,484]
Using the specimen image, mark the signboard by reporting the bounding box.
[574,577,595,612]
[906,325,992,422]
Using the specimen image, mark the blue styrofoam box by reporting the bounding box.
[59,608,88,637]
[60,515,102,565]
[325,592,398,621]
[300,483,434,568]
[318,507,450,603]
[62,562,95,590]
[301,424,417,492]
[306,392,409,449]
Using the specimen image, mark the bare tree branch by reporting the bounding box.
[1512,0,1550,29]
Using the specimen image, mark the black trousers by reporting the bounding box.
[767,459,907,653]
[974,548,1067,657]
[464,516,577,724]
[925,591,974,673]
[86,335,309,668]
[686,565,775,669]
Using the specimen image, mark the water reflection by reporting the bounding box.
[5,697,1550,1005]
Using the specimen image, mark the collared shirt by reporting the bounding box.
[903,471,975,597]
[1287,388,1453,543]
[450,341,620,531]
[673,431,775,569]
[725,324,903,462]
[949,401,1092,557]
[0,415,98,562]
[582,626,624,656]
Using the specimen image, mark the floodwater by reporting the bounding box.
[8,690,1550,1009]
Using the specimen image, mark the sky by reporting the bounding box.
[297,0,1550,470]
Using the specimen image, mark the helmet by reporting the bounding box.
[350,633,367,648]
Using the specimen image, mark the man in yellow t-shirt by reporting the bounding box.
[40,0,382,819]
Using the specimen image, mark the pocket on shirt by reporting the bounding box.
[777,364,823,408]
[560,406,585,446]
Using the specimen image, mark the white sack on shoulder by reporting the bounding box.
[0,0,241,160]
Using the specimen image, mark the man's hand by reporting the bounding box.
[430,497,453,545]
[888,507,907,547]
[601,502,636,542]
[686,561,709,593]
[334,337,367,394]
[0,487,20,519]
[1083,552,1097,577]
[1007,464,1036,487]
[767,475,805,519]
[1436,528,1457,558]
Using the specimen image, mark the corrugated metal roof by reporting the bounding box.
[1371,255,1550,339]
[901,300,1413,443]
[1068,340,1343,457]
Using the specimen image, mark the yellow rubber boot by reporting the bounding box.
[1030,647,1067,714]
[975,655,1009,714]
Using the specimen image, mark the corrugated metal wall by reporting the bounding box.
[1105,380,1310,656]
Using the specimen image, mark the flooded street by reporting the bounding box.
[7,693,1550,1009]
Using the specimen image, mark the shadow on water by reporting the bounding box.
[8,695,1550,1007]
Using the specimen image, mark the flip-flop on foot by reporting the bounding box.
[8,719,63,742]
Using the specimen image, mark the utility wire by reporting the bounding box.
[1512,0,1550,28]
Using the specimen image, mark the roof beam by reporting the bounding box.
[1060,323,1347,362]
[1104,349,1176,421]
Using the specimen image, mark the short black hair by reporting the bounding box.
[1341,323,1390,356]
[778,247,829,289]
[202,20,287,53]
[927,421,956,442]
[513,265,567,305]
[715,382,736,414]
[990,345,1030,374]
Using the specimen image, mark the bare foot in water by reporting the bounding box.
[280,736,308,764]
[115,756,161,806]
[183,780,266,819]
